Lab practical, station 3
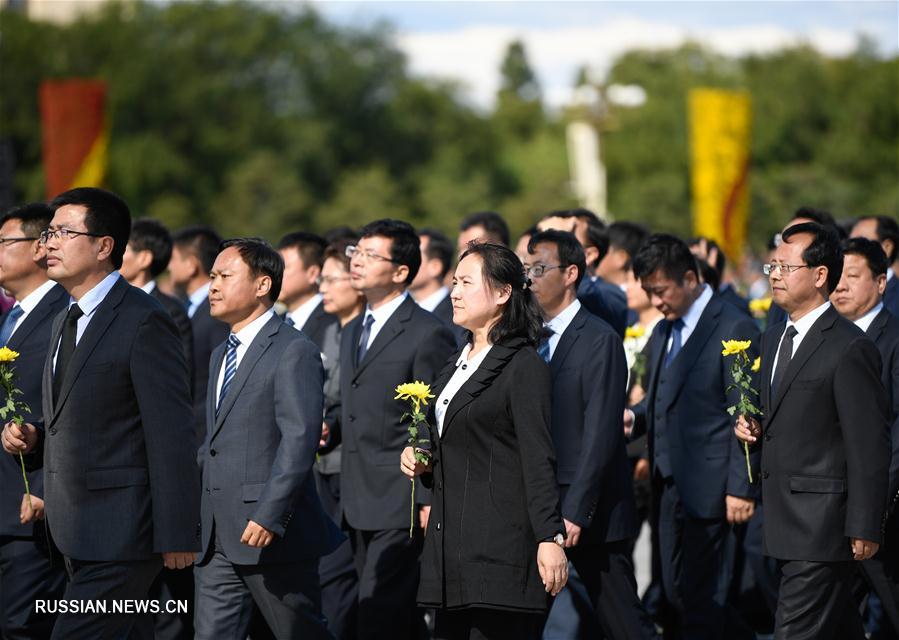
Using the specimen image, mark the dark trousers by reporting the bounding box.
[349,526,423,640]
[542,563,599,639]
[434,607,544,640]
[0,536,66,639]
[860,557,899,637]
[545,540,656,639]
[316,472,358,640]
[147,567,194,640]
[193,529,330,640]
[774,559,865,640]
[657,476,749,639]
[51,555,161,640]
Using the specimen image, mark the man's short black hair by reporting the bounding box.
[856,215,899,262]
[359,219,421,285]
[527,230,587,288]
[541,208,609,266]
[173,225,223,273]
[459,211,510,247]
[130,218,174,278]
[277,231,328,269]
[792,206,836,228]
[632,234,700,284]
[219,237,284,305]
[49,187,131,270]
[324,226,359,245]
[419,228,454,280]
[842,237,888,279]
[609,221,650,266]
[1,202,54,238]
[781,222,844,294]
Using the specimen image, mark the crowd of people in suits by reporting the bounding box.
[0,186,895,640]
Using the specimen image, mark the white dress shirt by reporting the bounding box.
[187,282,211,318]
[215,308,276,406]
[770,301,832,383]
[9,280,57,337]
[435,343,493,436]
[853,302,883,334]
[544,299,581,361]
[361,292,408,351]
[54,271,121,371]
[416,287,449,313]
[139,280,157,294]
[667,284,713,352]
[287,293,323,330]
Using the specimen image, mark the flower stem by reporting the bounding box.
[18,452,32,511]
[743,441,753,484]
[409,478,415,538]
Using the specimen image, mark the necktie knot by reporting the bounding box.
[363,314,374,328]
[285,315,296,328]
[785,325,798,339]
[67,304,84,322]
[227,334,241,350]
[0,305,24,346]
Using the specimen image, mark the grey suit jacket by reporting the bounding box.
[198,314,343,565]
[40,276,200,561]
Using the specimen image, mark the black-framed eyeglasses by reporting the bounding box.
[0,237,38,247]
[525,264,563,278]
[762,263,810,276]
[39,227,108,245]
[345,245,399,264]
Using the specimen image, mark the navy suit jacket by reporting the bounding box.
[549,306,638,544]
[0,284,68,537]
[884,273,899,319]
[190,296,229,447]
[199,314,343,565]
[40,277,200,561]
[339,295,456,531]
[150,285,194,384]
[718,284,751,317]
[577,276,628,338]
[866,308,899,499]
[633,294,761,518]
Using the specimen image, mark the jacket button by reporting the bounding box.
[435,522,441,531]
[352,383,359,389]
[49,428,58,435]
[349,415,355,422]
[210,449,217,457]
[765,433,771,441]
[437,482,443,490]
[762,470,769,479]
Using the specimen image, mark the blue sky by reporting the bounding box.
[308,1,898,108]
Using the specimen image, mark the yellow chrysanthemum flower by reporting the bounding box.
[751,357,761,373]
[721,340,752,357]
[0,347,20,363]
[748,297,772,314]
[625,325,646,340]
[394,381,435,413]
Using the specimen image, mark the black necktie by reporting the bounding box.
[356,313,374,365]
[771,325,798,399]
[53,304,84,402]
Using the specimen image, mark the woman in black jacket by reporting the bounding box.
[401,242,567,640]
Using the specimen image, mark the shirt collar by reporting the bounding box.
[17,280,57,314]
[189,282,211,309]
[417,287,449,313]
[888,268,895,283]
[787,300,832,337]
[71,271,121,316]
[140,280,157,294]
[288,293,323,328]
[854,302,884,333]
[680,284,713,333]
[232,308,276,347]
[546,299,582,336]
[365,291,408,325]
[454,342,493,367]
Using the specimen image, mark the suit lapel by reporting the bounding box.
[866,308,890,344]
[353,296,413,379]
[658,297,722,411]
[211,315,282,439]
[43,307,67,419]
[7,284,66,350]
[760,322,783,419]
[549,308,587,376]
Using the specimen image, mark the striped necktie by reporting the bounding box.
[216,334,241,416]
[0,305,23,345]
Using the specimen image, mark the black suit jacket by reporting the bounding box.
[299,300,338,351]
[339,295,456,531]
[866,308,899,499]
[418,339,563,611]
[150,285,194,384]
[884,274,899,320]
[632,294,761,518]
[431,293,467,347]
[549,306,638,544]
[39,277,200,561]
[577,276,628,338]
[190,296,229,447]
[0,284,68,537]
[757,305,890,561]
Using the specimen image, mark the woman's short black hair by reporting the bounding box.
[220,237,284,304]
[781,222,843,294]
[459,242,543,346]
[359,219,421,285]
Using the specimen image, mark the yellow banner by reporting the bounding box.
[688,89,751,261]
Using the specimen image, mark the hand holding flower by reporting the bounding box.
[400,446,430,478]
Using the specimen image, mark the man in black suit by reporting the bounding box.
[831,237,899,635]
[736,222,890,639]
[628,234,759,639]
[527,230,654,639]
[0,203,67,639]
[410,228,465,345]
[277,231,337,349]
[538,209,630,337]
[2,187,200,639]
[170,225,229,447]
[852,215,899,319]
[194,238,343,638]
[340,219,456,639]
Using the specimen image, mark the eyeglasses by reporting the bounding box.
[316,275,352,287]
[345,245,399,264]
[525,264,563,278]
[39,227,108,245]
[0,237,38,247]
[762,263,811,276]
